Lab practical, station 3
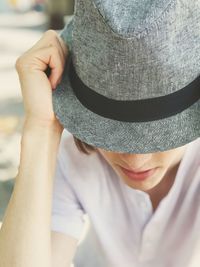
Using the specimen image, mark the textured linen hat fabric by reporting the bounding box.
[52,0,200,154]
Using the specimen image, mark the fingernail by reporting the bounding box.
[54,81,59,89]
[58,77,62,84]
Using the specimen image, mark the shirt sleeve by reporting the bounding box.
[51,151,86,240]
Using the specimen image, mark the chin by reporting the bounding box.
[120,170,163,192]
[124,179,158,191]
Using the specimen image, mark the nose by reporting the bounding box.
[119,153,153,170]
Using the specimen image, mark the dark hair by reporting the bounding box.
[72,135,97,155]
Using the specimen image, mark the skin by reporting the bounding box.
[97,143,189,212]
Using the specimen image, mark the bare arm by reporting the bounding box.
[0,29,72,267]
[0,119,63,267]
[51,231,78,267]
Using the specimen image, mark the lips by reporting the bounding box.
[120,166,152,174]
[119,166,157,181]
[120,166,153,174]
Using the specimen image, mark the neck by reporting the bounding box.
[147,161,182,213]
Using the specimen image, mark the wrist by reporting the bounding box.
[22,116,64,133]
[21,117,64,147]
[21,125,62,155]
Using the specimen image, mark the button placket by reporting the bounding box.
[138,218,161,262]
[139,194,153,222]
[138,235,155,262]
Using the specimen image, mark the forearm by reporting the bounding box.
[0,119,63,267]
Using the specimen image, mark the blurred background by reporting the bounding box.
[0,0,74,228]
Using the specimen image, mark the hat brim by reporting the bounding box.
[52,52,200,154]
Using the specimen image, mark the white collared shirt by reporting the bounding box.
[51,130,200,267]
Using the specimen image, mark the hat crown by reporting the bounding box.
[93,0,174,37]
[71,0,200,101]
[53,0,200,154]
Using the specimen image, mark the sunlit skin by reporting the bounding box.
[97,143,189,212]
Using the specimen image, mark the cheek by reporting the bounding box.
[99,150,117,165]
[157,152,175,168]
[103,154,116,164]
[99,149,177,170]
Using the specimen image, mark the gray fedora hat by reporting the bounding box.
[52,0,200,154]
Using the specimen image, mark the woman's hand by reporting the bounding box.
[15,29,68,129]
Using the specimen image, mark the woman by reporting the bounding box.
[0,0,200,266]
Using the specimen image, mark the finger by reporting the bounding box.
[33,45,64,89]
[52,36,66,70]
[38,36,66,86]
[56,34,68,58]
[24,30,67,73]
[47,45,64,89]
[26,30,59,52]
[17,30,66,89]
[43,32,67,79]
